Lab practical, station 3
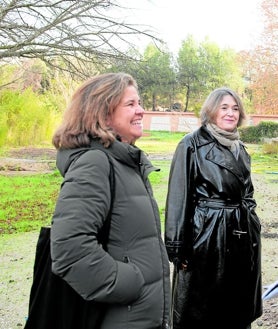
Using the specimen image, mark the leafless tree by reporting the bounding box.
[0,0,161,78]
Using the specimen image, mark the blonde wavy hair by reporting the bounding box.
[52,72,138,149]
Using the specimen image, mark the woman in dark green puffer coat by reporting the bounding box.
[50,73,170,329]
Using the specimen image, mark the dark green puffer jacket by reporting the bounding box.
[51,139,170,329]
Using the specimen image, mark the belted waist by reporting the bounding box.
[197,197,240,209]
[197,198,250,239]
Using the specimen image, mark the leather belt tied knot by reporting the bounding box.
[197,197,240,209]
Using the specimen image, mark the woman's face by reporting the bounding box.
[214,95,240,132]
[108,85,144,144]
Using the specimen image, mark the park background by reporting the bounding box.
[0,0,278,150]
[0,0,278,328]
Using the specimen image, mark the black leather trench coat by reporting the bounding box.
[165,126,262,329]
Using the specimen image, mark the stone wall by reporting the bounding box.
[143,112,278,132]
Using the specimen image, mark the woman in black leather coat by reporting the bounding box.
[165,87,262,329]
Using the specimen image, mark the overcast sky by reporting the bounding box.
[122,0,264,54]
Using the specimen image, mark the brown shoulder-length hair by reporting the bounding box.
[52,72,138,149]
[200,87,246,127]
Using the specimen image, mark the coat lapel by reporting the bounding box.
[196,126,246,185]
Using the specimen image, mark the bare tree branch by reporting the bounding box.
[0,0,162,77]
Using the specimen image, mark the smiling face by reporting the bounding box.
[214,95,240,132]
[108,85,144,144]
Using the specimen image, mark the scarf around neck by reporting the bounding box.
[206,123,241,159]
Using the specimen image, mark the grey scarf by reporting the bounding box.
[206,123,241,159]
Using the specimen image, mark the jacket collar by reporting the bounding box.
[105,139,159,177]
[195,126,248,184]
[99,139,141,168]
[194,125,215,147]
[56,139,158,177]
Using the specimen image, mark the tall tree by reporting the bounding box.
[177,35,242,113]
[139,44,175,111]
[251,0,278,114]
[0,0,161,78]
[106,43,176,111]
[177,35,200,112]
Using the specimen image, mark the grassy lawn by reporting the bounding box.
[0,130,277,234]
[137,131,185,154]
[0,172,62,234]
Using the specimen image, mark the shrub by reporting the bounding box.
[240,121,278,143]
[0,88,58,146]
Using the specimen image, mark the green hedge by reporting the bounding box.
[239,121,278,143]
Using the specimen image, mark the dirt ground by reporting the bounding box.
[0,147,57,173]
[0,147,277,329]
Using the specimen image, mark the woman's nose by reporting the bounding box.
[135,105,145,114]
